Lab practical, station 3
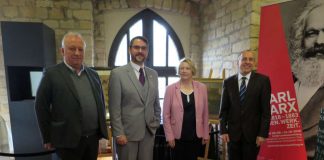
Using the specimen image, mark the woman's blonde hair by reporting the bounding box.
[178,58,197,76]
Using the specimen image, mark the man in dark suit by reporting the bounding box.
[108,36,161,160]
[219,50,271,160]
[35,32,108,160]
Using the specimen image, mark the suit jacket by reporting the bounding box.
[108,63,161,141]
[219,72,271,142]
[35,63,108,148]
[163,81,209,141]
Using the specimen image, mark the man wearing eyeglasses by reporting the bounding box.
[108,36,161,160]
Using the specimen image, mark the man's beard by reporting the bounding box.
[292,44,324,87]
[131,53,145,64]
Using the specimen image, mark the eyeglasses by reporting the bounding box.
[131,45,147,51]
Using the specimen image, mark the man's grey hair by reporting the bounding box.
[289,0,324,62]
[61,31,86,48]
[238,50,255,60]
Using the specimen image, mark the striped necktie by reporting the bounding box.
[239,77,247,104]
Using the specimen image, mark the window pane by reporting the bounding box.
[153,20,166,66]
[158,77,166,98]
[168,36,180,67]
[168,77,179,85]
[115,35,128,66]
[129,20,143,40]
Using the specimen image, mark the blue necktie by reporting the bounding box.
[239,77,247,104]
[139,68,145,85]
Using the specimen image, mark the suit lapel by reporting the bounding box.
[242,72,256,108]
[242,72,256,107]
[230,74,240,105]
[144,67,153,105]
[126,64,145,103]
[175,82,184,110]
[57,63,80,102]
[193,81,200,112]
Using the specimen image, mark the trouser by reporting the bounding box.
[56,134,99,160]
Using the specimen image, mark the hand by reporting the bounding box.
[168,140,175,148]
[44,143,53,150]
[221,134,230,143]
[116,135,128,145]
[202,139,209,145]
[256,136,266,146]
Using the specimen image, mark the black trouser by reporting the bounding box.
[173,138,203,160]
[56,134,99,160]
[228,136,260,160]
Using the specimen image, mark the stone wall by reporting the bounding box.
[0,0,202,155]
[0,0,95,65]
[201,0,253,78]
[0,0,96,120]
[0,0,291,155]
[200,0,290,78]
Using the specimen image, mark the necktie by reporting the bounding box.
[139,68,145,85]
[239,77,247,104]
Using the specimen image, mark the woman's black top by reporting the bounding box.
[180,91,197,141]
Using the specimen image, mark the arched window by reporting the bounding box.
[108,9,185,107]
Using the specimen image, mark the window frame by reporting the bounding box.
[108,9,185,77]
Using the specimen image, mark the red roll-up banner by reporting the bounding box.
[257,4,307,160]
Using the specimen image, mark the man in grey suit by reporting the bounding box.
[35,32,108,160]
[108,36,161,160]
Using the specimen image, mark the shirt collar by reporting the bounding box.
[63,60,85,76]
[130,61,144,72]
[238,72,251,81]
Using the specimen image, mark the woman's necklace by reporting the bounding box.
[180,81,193,102]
